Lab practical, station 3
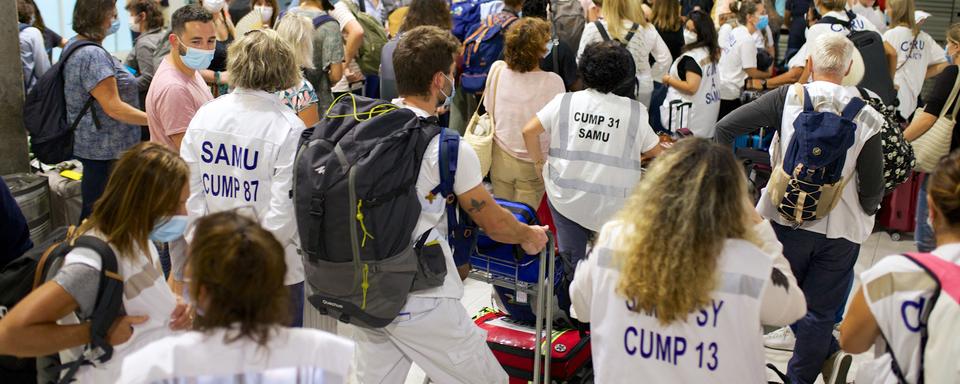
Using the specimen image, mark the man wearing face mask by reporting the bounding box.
[146,5,217,286]
[347,25,548,384]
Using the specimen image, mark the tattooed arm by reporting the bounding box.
[457,185,548,255]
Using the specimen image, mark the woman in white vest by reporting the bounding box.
[523,41,662,266]
[659,10,722,138]
[717,0,772,119]
[576,0,671,106]
[840,150,960,383]
[180,29,308,327]
[882,0,949,120]
[118,211,355,383]
[569,138,806,383]
[0,142,193,383]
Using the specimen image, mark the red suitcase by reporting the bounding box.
[877,171,924,240]
[475,309,592,383]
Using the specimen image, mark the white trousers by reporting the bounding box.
[351,297,508,384]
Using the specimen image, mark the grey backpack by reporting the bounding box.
[553,0,586,54]
[294,95,449,328]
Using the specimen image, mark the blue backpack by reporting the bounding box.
[460,12,517,94]
[451,0,482,41]
[767,84,866,226]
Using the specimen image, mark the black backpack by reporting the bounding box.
[294,95,477,328]
[817,13,898,106]
[23,40,104,165]
[593,21,640,100]
[856,87,915,193]
[0,227,123,384]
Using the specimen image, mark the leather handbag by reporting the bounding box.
[912,73,960,173]
[463,61,505,177]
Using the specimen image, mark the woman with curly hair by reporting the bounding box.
[485,17,565,209]
[522,41,661,268]
[568,138,806,382]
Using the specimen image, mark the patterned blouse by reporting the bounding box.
[277,77,319,113]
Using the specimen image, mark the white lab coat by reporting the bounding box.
[181,88,306,285]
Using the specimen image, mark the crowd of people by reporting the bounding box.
[4,0,960,382]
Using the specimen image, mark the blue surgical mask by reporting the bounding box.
[106,18,120,36]
[149,215,188,242]
[755,15,769,30]
[178,38,215,70]
[440,73,456,108]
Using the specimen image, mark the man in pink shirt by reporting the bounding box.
[146,4,216,151]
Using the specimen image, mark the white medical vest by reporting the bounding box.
[537,91,659,232]
[181,88,306,284]
[583,221,773,383]
[660,47,721,138]
[756,82,882,243]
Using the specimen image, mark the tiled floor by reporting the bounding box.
[374,231,918,384]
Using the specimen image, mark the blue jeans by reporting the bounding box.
[547,201,593,266]
[915,174,936,252]
[772,223,860,384]
[78,158,114,222]
[289,282,304,327]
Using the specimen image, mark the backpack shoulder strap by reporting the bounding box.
[818,16,851,29]
[905,252,960,303]
[623,23,640,44]
[794,83,813,112]
[313,15,336,28]
[841,97,867,121]
[18,23,30,33]
[434,128,460,202]
[594,21,611,42]
[72,236,123,363]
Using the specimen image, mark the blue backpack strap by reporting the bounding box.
[841,97,867,121]
[801,85,814,112]
[431,128,477,266]
[313,15,336,28]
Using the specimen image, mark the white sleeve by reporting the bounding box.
[788,44,809,69]
[649,29,673,79]
[453,141,484,195]
[740,33,758,69]
[637,106,659,155]
[569,252,597,322]
[926,34,947,65]
[331,2,358,31]
[261,122,306,247]
[576,22,600,64]
[180,127,208,235]
[535,94,564,136]
[755,220,807,326]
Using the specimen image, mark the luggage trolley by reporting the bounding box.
[469,232,557,384]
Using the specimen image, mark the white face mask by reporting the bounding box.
[203,0,227,13]
[129,15,141,32]
[255,5,274,24]
[683,29,698,45]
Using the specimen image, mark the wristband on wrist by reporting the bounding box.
[214,71,221,86]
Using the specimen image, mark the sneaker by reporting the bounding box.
[821,350,853,384]
[764,326,796,351]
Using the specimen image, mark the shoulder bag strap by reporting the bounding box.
[488,61,505,124]
[939,71,960,121]
[594,21,611,42]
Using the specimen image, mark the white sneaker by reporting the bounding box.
[822,350,853,384]
[764,326,796,351]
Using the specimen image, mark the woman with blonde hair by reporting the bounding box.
[0,142,193,383]
[651,0,684,61]
[882,0,950,120]
[275,13,321,127]
[118,211,354,383]
[576,0,671,106]
[486,17,565,209]
[568,138,806,383]
[181,28,308,327]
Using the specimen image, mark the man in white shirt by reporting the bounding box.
[715,33,885,384]
[349,25,548,384]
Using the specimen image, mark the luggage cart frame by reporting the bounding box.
[468,232,556,384]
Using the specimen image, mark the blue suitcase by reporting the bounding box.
[470,199,560,323]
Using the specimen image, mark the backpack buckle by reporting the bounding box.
[446,194,456,205]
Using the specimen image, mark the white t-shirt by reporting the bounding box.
[117,327,355,384]
[849,3,886,34]
[718,25,758,100]
[56,230,178,383]
[790,11,879,79]
[391,99,484,301]
[569,220,805,384]
[536,90,659,232]
[182,88,306,285]
[331,1,362,93]
[883,26,947,119]
[757,81,884,243]
[660,47,722,138]
[577,20,672,97]
[855,244,960,384]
